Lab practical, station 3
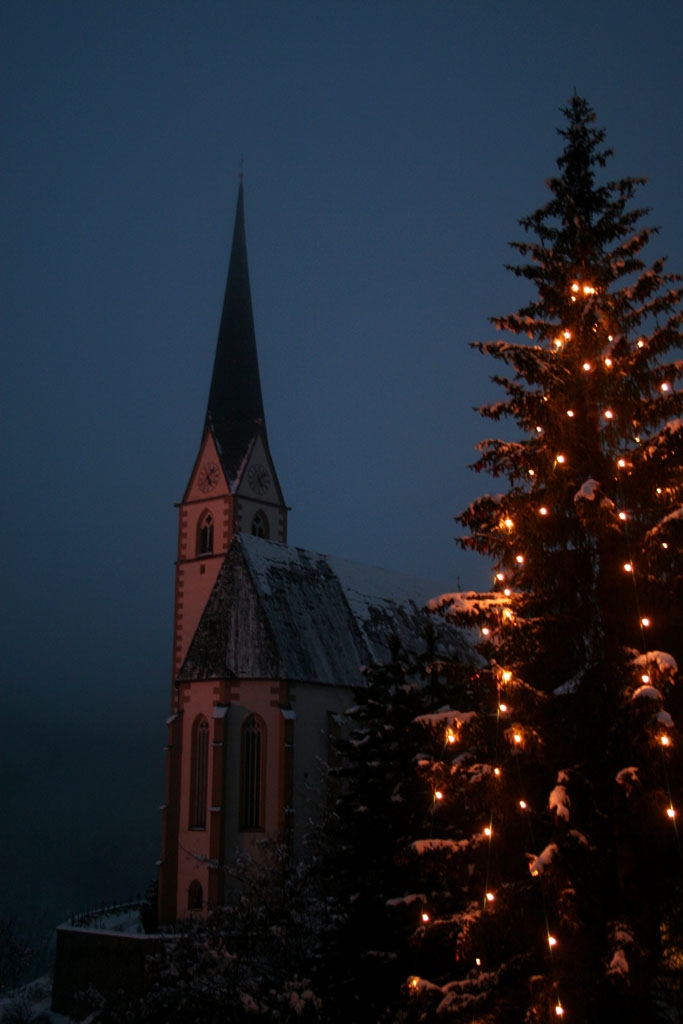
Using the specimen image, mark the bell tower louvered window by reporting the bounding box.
[251,511,269,538]
[197,512,214,555]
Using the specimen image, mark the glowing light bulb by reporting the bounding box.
[583,361,592,371]
[446,728,456,744]
[605,357,613,367]
[556,454,566,464]
[422,912,430,922]
[662,542,669,550]
[617,458,626,468]
[540,506,548,515]
[503,608,513,620]
[482,627,490,636]
[408,976,419,992]
[499,703,508,713]
[503,517,514,530]
[555,1005,564,1018]
[484,826,492,837]
[536,425,543,433]
[637,339,644,348]
[660,734,671,747]
[583,284,595,295]
[434,790,444,801]
[528,468,535,477]
[494,767,501,777]
[485,891,495,902]
[566,409,575,417]
[661,382,670,392]
[571,282,580,292]
[475,957,482,967]
[623,562,632,573]
[618,511,627,521]
[519,800,527,809]
[548,935,557,948]
[513,732,522,744]
[641,617,651,627]
[604,409,614,420]
[502,670,512,683]
[667,807,676,819]
[516,554,524,564]
[563,330,571,340]
[496,572,505,581]
[554,337,563,348]
[656,487,662,495]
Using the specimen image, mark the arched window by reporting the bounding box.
[189,716,209,829]
[251,511,269,539]
[240,715,265,830]
[197,511,214,555]
[188,880,203,911]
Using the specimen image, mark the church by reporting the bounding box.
[157,184,451,924]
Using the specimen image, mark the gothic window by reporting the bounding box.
[240,714,265,830]
[189,716,209,829]
[197,512,214,555]
[188,880,203,911]
[251,511,269,539]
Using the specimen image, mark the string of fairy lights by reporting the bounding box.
[409,279,680,1018]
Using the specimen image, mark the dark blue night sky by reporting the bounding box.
[2,1,682,953]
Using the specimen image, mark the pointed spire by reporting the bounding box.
[204,182,266,486]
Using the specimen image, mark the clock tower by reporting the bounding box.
[171,182,287,679]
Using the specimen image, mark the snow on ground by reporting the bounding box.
[0,976,77,1023]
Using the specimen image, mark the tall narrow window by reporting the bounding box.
[251,511,269,539]
[197,512,214,555]
[188,880,203,911]
[240,715,265,830]
[189,716,209,829]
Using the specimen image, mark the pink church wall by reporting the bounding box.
[174,680,225,915]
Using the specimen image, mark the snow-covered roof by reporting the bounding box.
[179,535,462,687]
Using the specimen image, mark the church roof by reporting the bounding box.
[204,183,267,487]
[179,535,465,686]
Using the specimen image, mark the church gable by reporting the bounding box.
[183,431,230,503]
[235,432,287,543]
[179,541,280,681]
[237,433,283,503]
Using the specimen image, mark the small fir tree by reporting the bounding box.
[410,96,683,1022]
[322,629,477,1024]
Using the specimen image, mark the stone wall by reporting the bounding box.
[51,925,165,1020]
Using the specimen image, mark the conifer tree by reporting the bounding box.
[322,630,476,1024]
[407,96,683,1022]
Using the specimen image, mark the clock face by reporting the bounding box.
[248,463,271,495]
[198,461,220,493]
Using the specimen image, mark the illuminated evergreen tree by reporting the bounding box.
[408,96,683,1022]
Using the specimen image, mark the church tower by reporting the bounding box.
[171,182,287,677]
[159,184,287,921]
